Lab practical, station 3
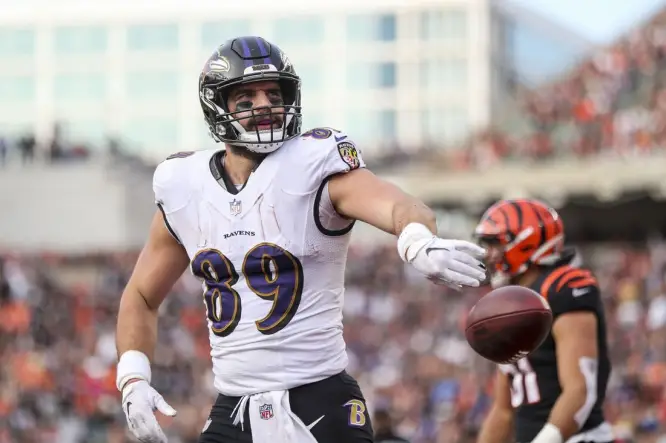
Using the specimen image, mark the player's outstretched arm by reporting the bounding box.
[328,169,486,289]
[533,311,599,443]
[477,371,514,443]
[328,168,436,235]
[115,210,190,443]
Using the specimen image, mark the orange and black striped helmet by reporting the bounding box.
[473,199,565,280]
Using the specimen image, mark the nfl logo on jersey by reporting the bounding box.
[259,404,274,420]
[229,199,242,216]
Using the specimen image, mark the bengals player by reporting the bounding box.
[474,199,613,443]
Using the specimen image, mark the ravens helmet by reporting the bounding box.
[199,36,302,154]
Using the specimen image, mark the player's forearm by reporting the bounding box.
[477,407,513,443]
[116,288,159,360]
[545,388,587,440]
[391,197,437,236]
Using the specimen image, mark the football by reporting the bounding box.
[465,285,553,364]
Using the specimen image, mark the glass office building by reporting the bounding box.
[0,0,495,161]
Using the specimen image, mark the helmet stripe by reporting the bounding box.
[254,37,272,65]
[507,200,523,233]
[238,38,253,67]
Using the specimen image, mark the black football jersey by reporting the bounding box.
[498,264,611,443]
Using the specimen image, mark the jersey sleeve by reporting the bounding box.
[297,128,366,235]
[296,128,367,187]
[316,129,366,180]
[542,267,602,318]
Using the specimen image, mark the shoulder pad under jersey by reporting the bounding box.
[153,150,210,213]
[538,265,602,317]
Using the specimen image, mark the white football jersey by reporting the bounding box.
[153,128,366,396]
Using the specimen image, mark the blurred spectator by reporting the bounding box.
[0,137,6,167]
[374,408,410,443]
[17,134,35,165]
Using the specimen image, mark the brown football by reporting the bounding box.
[465,285,553,364]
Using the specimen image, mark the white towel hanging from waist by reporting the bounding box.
[231,390,318,443]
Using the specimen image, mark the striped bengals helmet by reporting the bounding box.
[473,199,565,287]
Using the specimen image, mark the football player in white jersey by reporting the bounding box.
[115,36,487,443]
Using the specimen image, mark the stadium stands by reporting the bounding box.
[0,243,664,442]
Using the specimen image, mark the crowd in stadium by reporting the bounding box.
[441,8,666,170]
[0,241,665,443]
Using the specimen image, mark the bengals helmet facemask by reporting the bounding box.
[473,199,565,288]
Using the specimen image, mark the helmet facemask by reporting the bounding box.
[475,226,564,288]
[200,70,302,154]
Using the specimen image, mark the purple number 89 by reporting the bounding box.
[190,243,304,337]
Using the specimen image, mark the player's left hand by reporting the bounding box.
[416,238,487,290]
[121,379,177,443]
[398,224,486,290]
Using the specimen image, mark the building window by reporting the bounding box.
[345,109,396,142]
[378,109,396,139]
[201,20,251,49]
[55,26,107,54]
[0,76,34,102]
[0,28,34,57]
[347,14,396,41]
[54,73,106,101]
[296,63,323,93]
[423,107,469,144]
[378,15,397,41]
[347,64,370,90]
[300,110,326,132]
[59,120,107,145]
[421,59,468,92]
[127,24,179,51]
[345,110,368,143]
[420,10,467,40]
[272,16,324,44]
[123,118,179,150]
[126,71,179,100]
[378,63,396,88]
[347,62,397,89]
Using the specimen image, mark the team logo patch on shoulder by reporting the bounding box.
[166,151,195,160]
[337,141,360,170]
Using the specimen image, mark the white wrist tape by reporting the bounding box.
[397,223,435,262]
[116,350,152,391]
[532,423,563,443]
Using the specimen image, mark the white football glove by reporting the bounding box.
[398,223,487,290]
[121,380,177,443]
